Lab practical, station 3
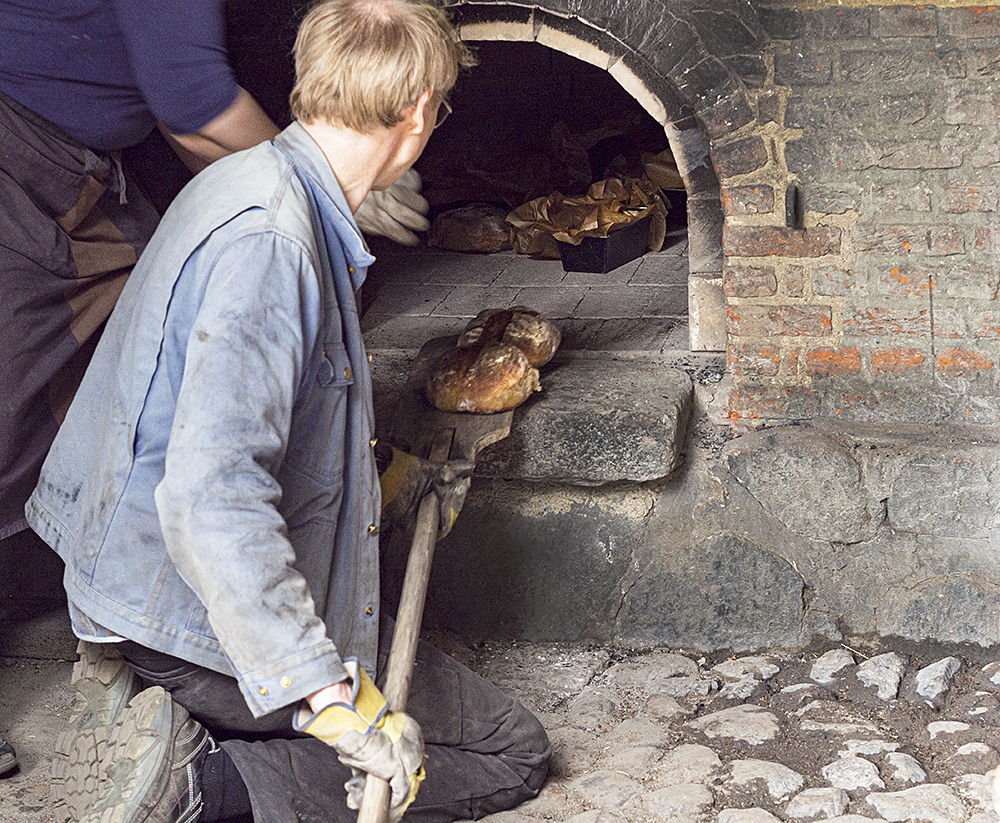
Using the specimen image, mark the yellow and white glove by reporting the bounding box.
[378,444,474,540]
[355,169,430,246]
[294,661,425,820]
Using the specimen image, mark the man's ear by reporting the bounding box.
[405,89,434,134]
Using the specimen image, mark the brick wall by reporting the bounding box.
[724,3,1000,425]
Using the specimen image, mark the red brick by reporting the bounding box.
[843,307,931,337]
[729,343,780,376]
[945,182,998,213]
[975,227,1000,253]
[975,317,1000,340]
[814,265,867,296]
[871,348,927,375]
[727,386,820,424]
[936,349,994,377]
[878,138,962,169]
[806,347,862,376]
[945,90,1000,127]
[712,136,769,179]
[721,186,775,215]
[728,305,778,337]
[785,266,807,297]
[871,183,931,213]
[854,225,965,255]
[932,307,967,339]
[724,265,777,298]
[972,139,1000,169]
[699,94,756,141]
[781,305,832,335]
[784,348,801,375]
[724,226,842,257]
[951,7,1000,37]
[875,266,932,298]
[727,388,786,421]
[879,6,937,36]
[936,263,999,300]
[727,304,833,337]
[758,94,782,125]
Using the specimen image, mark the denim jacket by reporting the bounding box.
[26,123,381,717]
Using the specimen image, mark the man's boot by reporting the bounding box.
[82,686,216,823]
[0,734,16,774]
[52,640,140,822]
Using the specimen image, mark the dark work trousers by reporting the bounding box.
[119,618,551,823]
[0,90,161,541]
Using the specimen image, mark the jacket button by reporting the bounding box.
[259,687,268,696]
[367,352,373,362]
[369,438,377,448]
[365,606,374,616]
[368,523,379,535]
[348,265,356,275]
[280,677,291,688]
[344,367,352,380]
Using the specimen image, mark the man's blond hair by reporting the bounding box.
[290,0,474,132]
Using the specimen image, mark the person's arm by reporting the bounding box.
[159,88,281,174]
[308,681,354,712]
[115,1,279,171]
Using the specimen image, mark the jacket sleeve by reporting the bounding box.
[154,230,350,716]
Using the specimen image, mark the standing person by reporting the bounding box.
[26,1,551,822]
[0,0,430,587]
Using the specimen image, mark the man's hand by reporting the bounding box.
[378,444,474,539]
[355,169,430,245]
[294,661,425,820]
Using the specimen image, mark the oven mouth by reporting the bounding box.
[361,39,700,359]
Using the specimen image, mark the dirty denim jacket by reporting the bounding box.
[26,123,381,717]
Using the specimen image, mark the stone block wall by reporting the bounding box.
[726,2,1000,426]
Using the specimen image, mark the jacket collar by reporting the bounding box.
[274,122,376,279]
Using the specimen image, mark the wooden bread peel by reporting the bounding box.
[357,335,514,823]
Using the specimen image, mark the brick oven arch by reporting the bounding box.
[445,0,765,352]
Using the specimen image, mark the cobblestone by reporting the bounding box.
[419,635,1000,823]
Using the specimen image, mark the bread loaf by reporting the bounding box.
[427,342,541,413]
[458,306,561,367]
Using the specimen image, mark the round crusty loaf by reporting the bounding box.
[427,341,541,413]
[458,306,561,368]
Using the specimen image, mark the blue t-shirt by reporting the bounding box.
[0,0,241,151]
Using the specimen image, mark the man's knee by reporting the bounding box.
[503,700,552,793]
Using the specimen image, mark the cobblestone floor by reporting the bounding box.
[4,605,1000,823]
[426,632,1000,823]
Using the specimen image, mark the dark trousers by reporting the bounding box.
[0,90,160,540]
[120,619,550,823]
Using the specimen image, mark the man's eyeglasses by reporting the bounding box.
[434,95,452,129]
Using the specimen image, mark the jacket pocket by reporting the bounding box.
[279,342,352,524]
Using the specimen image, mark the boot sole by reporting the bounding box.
[52,641,139,823]
[82,687,173,823]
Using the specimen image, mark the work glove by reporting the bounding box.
[355,169,430,246]
[378,442,474,539]
[294,660,425,820]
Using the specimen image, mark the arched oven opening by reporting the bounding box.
[361,38,695,356]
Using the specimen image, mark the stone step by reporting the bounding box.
[369,342,699,485]
[476,352,694,484]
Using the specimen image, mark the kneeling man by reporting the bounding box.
[27,2,550,821]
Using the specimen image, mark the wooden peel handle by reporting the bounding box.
[357,468,443,822]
